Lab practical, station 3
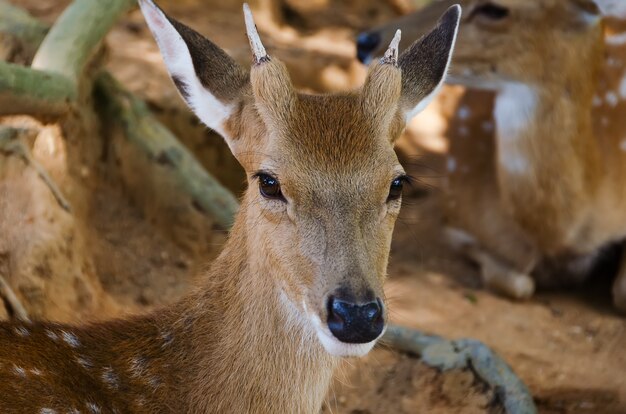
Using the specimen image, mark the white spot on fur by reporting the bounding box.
[592,95,603,107]
[494,83,536,175]
[606,91,619,107]
[45,329,58,341]
[160,331,173,349]
[14,326,29,336]
[607,32,626,46]
[457,105,471,120]
[101,367,119,389]
[129,357,147,378]
[606,57,621,68]
[61,331,80,348]
[39,409,56,414]
[12,365,26,378]
[138,0,235,143]
[30,368,43,376]
[447,157,457,172]
[87,402,101,414]
[76,356,93,369]
[148,375,161,390]
[67,409,80,414]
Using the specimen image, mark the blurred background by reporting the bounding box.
[1,0,625,412]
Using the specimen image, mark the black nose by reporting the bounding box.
[327,296,384,343]
[356,32,381,64]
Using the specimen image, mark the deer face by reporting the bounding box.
[357,0,603,91]
[140,0,460,357]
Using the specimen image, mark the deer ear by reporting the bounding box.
[398,5,461,122]
[139,0,249,149]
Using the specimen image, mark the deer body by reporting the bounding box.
[0,227,334,413]
[0,1,461,411]
[357,0,626,309]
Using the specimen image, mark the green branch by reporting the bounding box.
[95,73,239,228]
[0,61,76,117]
[0,0,48,61]
[31,0,136,82]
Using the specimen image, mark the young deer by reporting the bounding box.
[357,0,626,311]
[0,1,461,412]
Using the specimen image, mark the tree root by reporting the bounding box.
[0,126,72,213]
[94,73,239,229]
[383,325,537,414]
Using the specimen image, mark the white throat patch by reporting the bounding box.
[494,83,538,175]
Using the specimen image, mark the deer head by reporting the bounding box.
[357,0,603,91]
[139,0,460,357]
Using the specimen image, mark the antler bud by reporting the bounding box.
[243,3,269,64]
[380,29,401,66]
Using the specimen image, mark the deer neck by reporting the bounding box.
[493,78,601,253]
[177,201,337,413]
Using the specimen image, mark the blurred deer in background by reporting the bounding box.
[0,1,461,412]
[357,0,626,311]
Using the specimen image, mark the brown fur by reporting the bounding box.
[364,0,626,309]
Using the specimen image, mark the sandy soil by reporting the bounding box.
[3,0,625,413]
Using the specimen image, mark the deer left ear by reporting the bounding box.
[398,5,461,122]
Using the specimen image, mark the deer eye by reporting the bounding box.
[255,173,285,201]
[471,2,510,21]
[387,176,406,202]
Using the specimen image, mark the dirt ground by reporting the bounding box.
[3,0,626,413]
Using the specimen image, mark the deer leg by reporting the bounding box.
[446,227,536,300]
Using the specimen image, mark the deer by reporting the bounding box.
[0,1,461,412]
[356,0,626,312]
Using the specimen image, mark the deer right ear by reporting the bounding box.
[398,5,461,122]
[139,0,249,150]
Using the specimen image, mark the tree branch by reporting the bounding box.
[31,0,136,82]
[0,0,48,62]
[95,73,239,229]
[0,61,77,118]
[0,273,29,322]
[0,126,72,213]
[383,325,537,414]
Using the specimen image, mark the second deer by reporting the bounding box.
[358,0,626,311]
[0,1,461,412]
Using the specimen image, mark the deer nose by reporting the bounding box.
[356,32,381,64]
[327,296,384,343]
